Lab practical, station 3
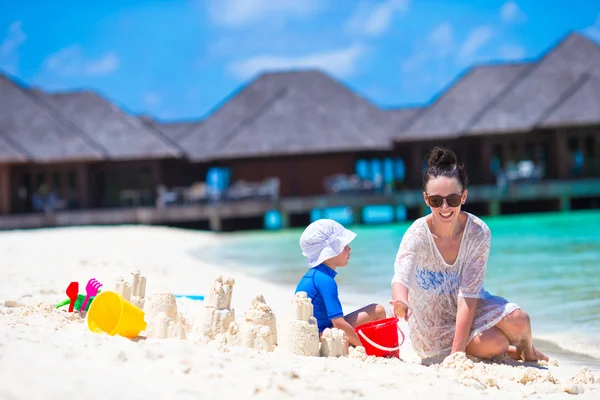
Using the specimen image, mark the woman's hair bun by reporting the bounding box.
[427,146,457,168]
[423,146,468,190]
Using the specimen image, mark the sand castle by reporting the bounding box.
[320,327,348,357]
[283,292,320,356]
[190,275,236,343]
[112,270,189,339]
[226,294,278,352]
[113,270,147,310]
[143,292,190,339]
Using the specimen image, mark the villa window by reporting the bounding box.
[36,173,45,190]
[53,173,61,194]
[525,142,535,161]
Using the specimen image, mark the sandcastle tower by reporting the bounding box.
[143,292,190,339]
[190,275,236,343]
[227,294,277,352]
[320,327,348,357]
[283,292,320,356]
[113,270,147,310]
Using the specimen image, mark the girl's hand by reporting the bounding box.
[389,299,410,321]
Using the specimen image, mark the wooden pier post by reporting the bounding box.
[488,200,500,216]
[559,196,570,212]
[209,214,222,232]
[352,206,362,225]
[280,211,290,229]
[0,166,10,215]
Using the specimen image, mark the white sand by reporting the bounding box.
[0,225,599,399]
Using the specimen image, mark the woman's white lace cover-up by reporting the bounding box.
[392,212,519,358]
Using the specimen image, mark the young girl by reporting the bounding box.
[391,146,548,362]
[296,219,386,347]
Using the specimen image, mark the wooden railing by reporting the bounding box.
[0,179,599,230]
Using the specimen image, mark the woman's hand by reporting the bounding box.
[389,299,410,320]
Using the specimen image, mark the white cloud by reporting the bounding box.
[346,0,410,37]
[228,43,366,80]
[0,21,26,74]
[207,0,321,28]
[458,26,494,61]
[143,92,161,108]
[42,45,119,77]
[500,1,527,23]
[402,23,498,77]
[402,22,454,72]
[583,14,600,43]
[401,51,429,72]
[428,22,454,54]
[500,44,526,60]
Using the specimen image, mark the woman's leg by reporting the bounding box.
[494,309,548,361]
[466,327,510,359]
[344,303,387,327]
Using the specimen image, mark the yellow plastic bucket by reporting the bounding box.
[87,291,147,338]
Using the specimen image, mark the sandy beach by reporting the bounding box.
[0,225,598,399]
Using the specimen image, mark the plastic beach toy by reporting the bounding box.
[80,278,102,311]
[174,294,204,301]
[354,317,405,358]
[87,291,147,338]
[66,282,79,312]
[56,293,100,312]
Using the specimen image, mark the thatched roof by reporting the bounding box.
[2,31,599,165]
[385,106,424,131]
[0,74,104,163]
[177,70,398,161]
[539,72,600,127]
[465,33,600,135]
[139,116,202,142]
[0,130,28,163]
[35,91,182,160]
[399,63,532,140]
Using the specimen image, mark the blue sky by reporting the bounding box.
[1,0,599,122]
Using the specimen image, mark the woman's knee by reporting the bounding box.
[467,328,510,359]
[505,309,531,331]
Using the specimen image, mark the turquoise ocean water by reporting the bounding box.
[195,210,600,366]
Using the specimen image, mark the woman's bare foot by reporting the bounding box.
[518,345,549,362]
[532,346,549,362]
[496,310,549,362]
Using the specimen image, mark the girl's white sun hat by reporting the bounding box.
[299,219,357,268]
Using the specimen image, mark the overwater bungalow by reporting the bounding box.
[0,74,187,215]
[392,32,600,216]
[0,31,598,231]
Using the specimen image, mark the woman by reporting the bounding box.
[390,146,548,362]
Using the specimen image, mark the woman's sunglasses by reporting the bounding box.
[426,193,463,208]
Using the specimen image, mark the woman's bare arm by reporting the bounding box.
[391,282,410,319]
[451,296,479,353]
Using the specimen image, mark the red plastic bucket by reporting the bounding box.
[354,317,405,358]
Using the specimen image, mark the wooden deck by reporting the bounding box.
[1,179,599,231]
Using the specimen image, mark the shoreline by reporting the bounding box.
[1,225,599,399]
